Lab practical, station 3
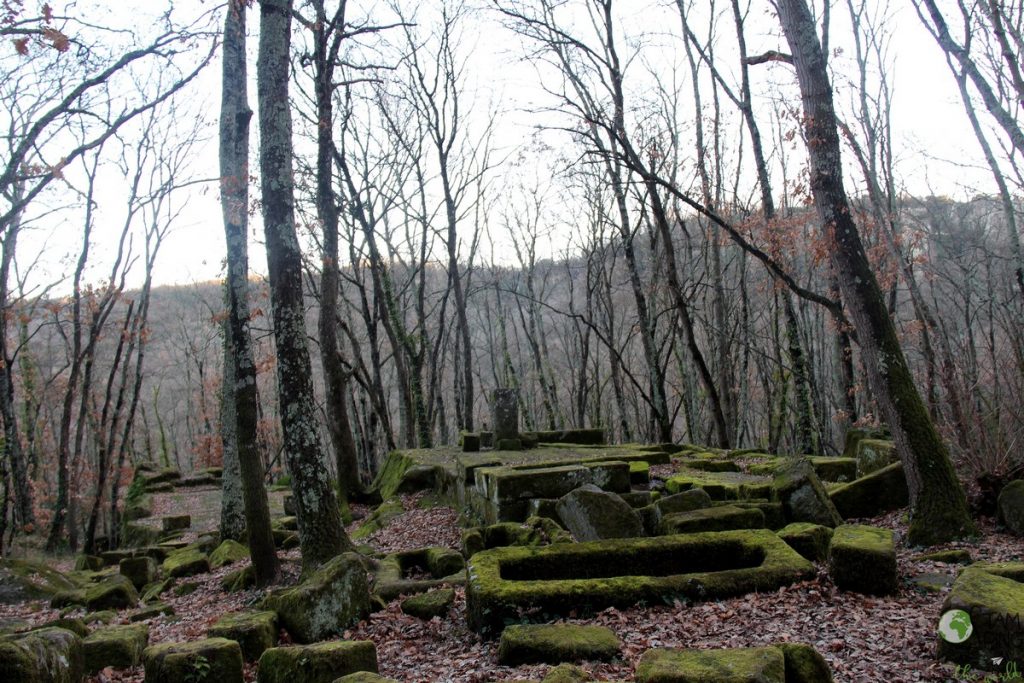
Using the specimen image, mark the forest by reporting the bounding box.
[0,0,1023,681]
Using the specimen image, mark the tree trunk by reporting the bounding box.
[257,0,350,569]
[219,312,246,543]
[778,0,975,545]
[221,0,278,582]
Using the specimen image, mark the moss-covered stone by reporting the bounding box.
[261,553,371,643]
[914,549,972,564]
[635,646,786,683]
[161,549,209,578]
[85,575,139,611]
[160,515,190,534]
[120,556,158,590]
[855,438,896,476]
[123,521,162,548]
[496,438,523,451]
[424,547,465,578]
[74,555,104,572]
[141,577,173,603]
[541,663,591,682]
[222,565,256,592]
[938,565,1024,672]
[777,642,833,683]
[83,623,148,673]
[273,530,300,549]
[332,674,398,683]
[173,581,201,597]
[0,559,77,604]
[659,505,765,535]
[665,470,772,501]
[208,610,277,662]
[998,479,1024,536]
[462,432,481,452]
[123,494,153,522]
[0,626,84,683]
[130,602,174,622]
[772,457,843,528]
[466,529,814,636]
[828,462,908,519]
[35,617,88,638]
[630,461,651,486]
[273,516,298,531]
[0,617,29,635]
[777,523,834,563]
[556,485,644,541]
[143,637,243,683]
[351,500,404,540]
[256,641,378,683]
[210,540,250,569]
[497,623,621,665]
[400,588,455,619]
[828,524,897,595]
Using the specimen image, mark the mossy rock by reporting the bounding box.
[938,565,1024,672]
[719,501,786,530]
[777,523,834,563]
[141,578,174,603]
[556,485,644,541]
[173,581,201,597]
[257,641,378,683]
[828,462,908,519]
[143,637,243,683]
[83,623,148,673]
[461,432,481,452]
[369,450,418,500]
[333,674,398,683]
[85,575,139,611]
[123,494,153,521]
[122,521,162,548]
[772,457,842,528]
[83,611,116,625]
[36,617,88,638]
[636,646,785,682]
[161,549,209,578]
[914,549,972,564]
[828,524,897,596]
[777,642,834,682]
[0,559,77,604]
[680,459,741,473]
[854,439,896,477]
[660,505,765,535]
[498,623,621,665]
[0,617,29,635]
[807,456,858,483]
[401,588,455,619]
[210,540,249,569]
[188,533,222,554]
[425,547,465,577]
[74,555,104,572]
[129,602,174,622]
[630,461,651,486]
[273,516,299,531]
[273,530,300,549]
[120,556,158,590]
[998,479,1024,536]
[351,500,404,540]
[542,663,591,682]
[208,610,278,661]
[665,470,772,501]
[261,553,371,643]
[466,529,814,636]
[0,626,84,683]
[222,565,256,592]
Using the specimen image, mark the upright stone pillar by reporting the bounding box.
[492,389,520,442]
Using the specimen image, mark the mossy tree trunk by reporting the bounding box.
[777,0,975,545]
[221,0,278,583]
[257,0,351,568]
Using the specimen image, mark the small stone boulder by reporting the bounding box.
[854,439,896,476]
[0,559,77,604]
[261,553,371,643]
[828,524,897,596]
[83,623,148,673]
[542,663,591,682]
[659,505,765,535]
[772,457,842,527]
[400,588,454,620]
[162,549,210,578]
[86,575,139,611]
[497,623,621,665]
[120,556,158,590]
[555,485,643,541]
[0,627,84,683]
[74,555,104,572]
[143,637,243,683]
[998,480,1024,536]
[636,646,785,683]
[208,611,278,662]
[829,462,908,519]
[257,641,378,683]
[122,522,161,548]
[221,566,256,593]
[160,515,191,534]
[938,563,1024,672]
[210,540,250,569]
[777,523,834,563]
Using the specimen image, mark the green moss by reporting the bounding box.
[221,566,256,593]
[119,556,157,590]
[635,646,785,683]
[122,521,161,548]
[658,505,765,535]
[208,611,277,662]
[352,499,404,540]
[161,549,210,578]
[939,565,1024,672]
[256,641,378,683]
[914,549,972,564]
[401,588,455,619]
[665,469,772,501]
[807,457,858,482]
[828,525,897,596]
[425,547,464,578]
[370,451,417,500]
[37,617,88,637]
[85,575,139,611]
[0,627,84,683]
[129,602,174,622]
[83,623,148,673]
[541,663,591,682]
[777,642,833,682]
[855,438,896,476]
[142,637,243,683]
[497,623,620,665]
[777,523,833,563]
[210,540,249,569]
[333,673,398,683]
[829,462,908,520]
[465,529,814,636]
[0,559,77,603]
